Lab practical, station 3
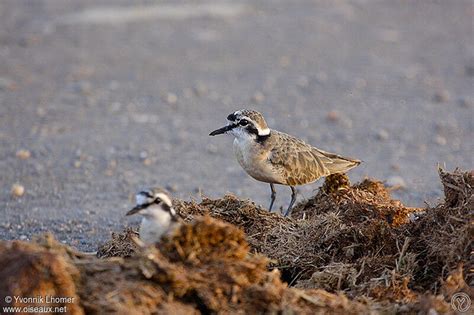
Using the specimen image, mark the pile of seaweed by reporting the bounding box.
[0,168,472,314]
[0,219,372,314]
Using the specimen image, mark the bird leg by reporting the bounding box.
[268,183,276,212]
[284,186,297,217]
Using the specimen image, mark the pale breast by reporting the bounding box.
[233,138,285,184]
[140,214,171,244]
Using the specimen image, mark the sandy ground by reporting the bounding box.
[0,0,472,250]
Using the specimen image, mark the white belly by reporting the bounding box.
[233,138,284,184]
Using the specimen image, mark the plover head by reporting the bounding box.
[209,109,270,140]
[126,187,176,219]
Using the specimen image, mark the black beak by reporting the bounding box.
[209,124,236,136]
[126,204,145,216]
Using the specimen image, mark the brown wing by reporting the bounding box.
[268,131,361,186]
[268,132,332,186]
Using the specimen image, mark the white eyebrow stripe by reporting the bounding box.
[244,118,270,136]
[155,192,172,207]
[258,127,270,136]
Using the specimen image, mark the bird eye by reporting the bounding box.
[239,120,248,126]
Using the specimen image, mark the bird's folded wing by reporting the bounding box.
[269,139,331,186]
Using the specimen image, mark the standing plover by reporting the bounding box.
[126,188,178,244]
[209,109,361,216]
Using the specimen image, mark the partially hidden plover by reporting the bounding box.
[126,188,178,244]
[209,109,361,216]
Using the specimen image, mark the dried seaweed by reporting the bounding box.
[96,227,139,258]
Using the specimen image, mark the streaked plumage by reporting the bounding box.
[210,109,361,216]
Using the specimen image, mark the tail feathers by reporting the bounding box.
[326,157,361,175]
[312,147,361,175]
